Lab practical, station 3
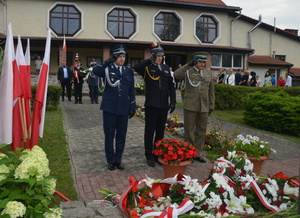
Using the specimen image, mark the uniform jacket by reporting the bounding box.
[73,67,85,84]
[133,59,176,109]
[57,66,73,82]
[93,61,136,115]
[174,64,215,112]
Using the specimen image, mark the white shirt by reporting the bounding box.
[285,75,292,87]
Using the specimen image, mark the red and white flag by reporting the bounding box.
[11,36,25,150]
[63,35,67,52]
[30,29,51,148]
[0,23,14,145]
[151,40,157,48]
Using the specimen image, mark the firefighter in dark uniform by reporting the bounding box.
[133,44,176,167]
[93,45,136,171]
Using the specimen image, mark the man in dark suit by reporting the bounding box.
[133,44,176,167]
[57,61,73,101]
[93,45,136,171]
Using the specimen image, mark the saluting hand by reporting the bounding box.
[150,53,157,62]
[188,59,197,67]
[107,54,118,64]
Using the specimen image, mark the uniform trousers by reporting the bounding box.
[183,109,209,156]
[144,106,168,161]
[60,78,72,100]
[103,111,128,165]
[74,82,83,103]
[90,86,99,103]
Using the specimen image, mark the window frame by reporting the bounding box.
[105,6,138,40]
[194,13,221,44]
[152,10,183,43]
[211,53,243,69]
[48,2,83,38]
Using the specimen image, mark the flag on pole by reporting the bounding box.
[16,36,31,149]
[63,35,67,52]
[23,38,32,149]
[30,29,51,148]
[0,23,14,145]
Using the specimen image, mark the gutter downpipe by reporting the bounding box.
[230,9,242,47]
[1,0,6,34]
[270,18,276,57]
[249,14,262,49]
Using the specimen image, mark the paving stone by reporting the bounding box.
[60,201,85,209]
[62,207,96,218]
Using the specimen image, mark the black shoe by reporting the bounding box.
[116,163,125,170]
[79,102,83,104]
[108,164,115,171]
[147,160,156,167]
[75,102,78,104]
[68,99,72,102]
[62,98,64,102]
[193,156,207,163]
[91,101,94,104]
[95,102,99,104]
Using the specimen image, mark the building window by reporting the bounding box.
[275,55,286,62]
[154,12,180,41]
[195,15,219,44]
[212,53,242,68]
[107,8,136,39]
[49,4,81,37]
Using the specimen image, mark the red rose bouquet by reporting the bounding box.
[153,138,198,164]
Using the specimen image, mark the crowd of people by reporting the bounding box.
[56,45,293,171]
[215,68,293,87]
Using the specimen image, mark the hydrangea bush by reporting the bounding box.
[0,144,63,218]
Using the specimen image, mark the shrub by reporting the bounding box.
[31,85,61,111]
[243,91,300,136]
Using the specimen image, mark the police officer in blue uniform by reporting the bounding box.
[133,44,176,167]
[93,45,136,171]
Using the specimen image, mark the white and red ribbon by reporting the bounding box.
[140,198,194,218]
[250,180,279,212]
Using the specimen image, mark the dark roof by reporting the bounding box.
[249,55,294,67]
[290,67,300,76]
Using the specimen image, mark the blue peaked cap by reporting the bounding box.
[111,44,126,55]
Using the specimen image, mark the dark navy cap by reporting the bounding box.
[150,45,164,55]
[111,44,126,55]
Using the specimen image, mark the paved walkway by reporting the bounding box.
[60,91,299,217]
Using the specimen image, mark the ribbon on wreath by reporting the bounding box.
[250,180,279,212]
[140,198,194,218]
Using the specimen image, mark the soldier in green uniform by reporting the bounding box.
[174,52,215,163]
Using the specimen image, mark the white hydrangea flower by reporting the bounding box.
[44,178,57,195]
[0,164,10,182]
[43,207,63,218]
[14,146,50,181]
[1,201,26,218]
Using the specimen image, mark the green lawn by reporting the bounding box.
[38,108,78,205]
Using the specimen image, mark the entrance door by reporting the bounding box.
[165,54,187,70]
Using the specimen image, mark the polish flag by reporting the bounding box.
[12,39,24,151]
[16,36,31,149]
[0,24,14,145]
[63,35,67,52]
[24,38,32,149]
[30,29,51,148]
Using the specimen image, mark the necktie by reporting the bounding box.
[118,66,121,74]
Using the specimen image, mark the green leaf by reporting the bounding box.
[28,177,37,187]
[33,194,47,201]
[26,188,35,196]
